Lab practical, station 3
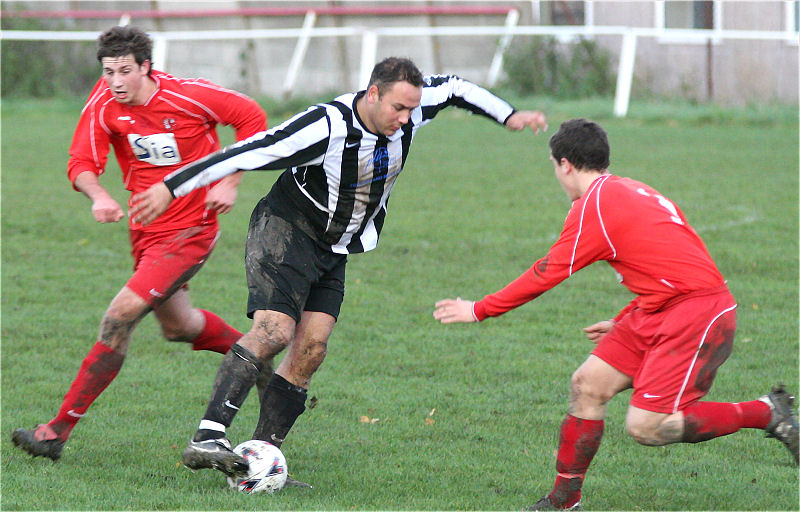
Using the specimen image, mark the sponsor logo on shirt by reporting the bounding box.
[127,132,182,166]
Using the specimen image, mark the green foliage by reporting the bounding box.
[1,97,798,510]
[1,16,98,98]
[503,36,615,99]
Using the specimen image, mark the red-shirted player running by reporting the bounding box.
[433,119,798,510]
[12,26,267,462]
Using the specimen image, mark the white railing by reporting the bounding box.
[2,23,797,116]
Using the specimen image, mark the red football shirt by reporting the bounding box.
[68,70,266,232]
[474,174,725,321]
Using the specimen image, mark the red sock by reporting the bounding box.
[735,399,772,428]
[191,310,242,354]
[549,414,604,508]
[681,400,771,442]
[49,342,125,441]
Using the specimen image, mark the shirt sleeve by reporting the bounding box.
[419,74,515,126]
[164,106,330,197]
[67,79,111,190]
[183,79,267,141]
[473,195,615,321]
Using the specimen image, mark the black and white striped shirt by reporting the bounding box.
[164,74,515,254]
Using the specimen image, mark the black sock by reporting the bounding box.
[255,362,275,408]
[193,344,263,442]
[252,373,307,447]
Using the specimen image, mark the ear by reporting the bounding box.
[560,157,575,174]
[141,59,152,74]
[366,84,380,104]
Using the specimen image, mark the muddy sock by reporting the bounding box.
[255,362,275,407]
[193,343,262,442]
[681,400,770,442]
[548,414,604,508]
[251,374,307,447]
[49,342,125,441]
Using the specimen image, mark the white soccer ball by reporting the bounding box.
[226,440,288,494]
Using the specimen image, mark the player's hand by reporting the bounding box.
[433,297,477,324]
[583,319,615,344]
[91,196,124,223]
[505,110,548,134]
[205,173,240,214]
[129,182,174,226]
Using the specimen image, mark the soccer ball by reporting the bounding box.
[226,440,288,494]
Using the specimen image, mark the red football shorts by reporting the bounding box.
[127,224,220,307]
[592,284,737,414]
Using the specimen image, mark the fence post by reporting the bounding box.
[283,10,317,98]
[152,34,168,71]
[359,30,377,90]
[613,30,637,117]
[487,8,520,87]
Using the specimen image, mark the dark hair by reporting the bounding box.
[367,57,424,97]
[96,26,153,71]
[549,118,610,171]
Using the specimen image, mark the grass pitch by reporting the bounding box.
[1,96,798,510]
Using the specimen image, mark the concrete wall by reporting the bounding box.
[591,1,798,105]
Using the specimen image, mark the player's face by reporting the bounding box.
[366,81,422,136]
[101,54,153,105]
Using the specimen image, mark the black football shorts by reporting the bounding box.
[245,197,346,322]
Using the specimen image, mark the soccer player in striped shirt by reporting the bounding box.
[433,119,798,510]
[11,26,267,462]
[130,57,548,481]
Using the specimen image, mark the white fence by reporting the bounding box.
[3,22,797,116]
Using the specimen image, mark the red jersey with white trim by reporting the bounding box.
[473,174,725,321]
[68,70,266,233]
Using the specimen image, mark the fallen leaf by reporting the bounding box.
[359,415,371,423]
[425,417,435,425]
[428,408,436,417]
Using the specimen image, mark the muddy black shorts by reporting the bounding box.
[245,197,346,322]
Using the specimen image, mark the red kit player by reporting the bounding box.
[12,25,267,462]
[433,118,798,510]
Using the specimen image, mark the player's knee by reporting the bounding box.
[301,334,328,363]
[100,308,139,337]
[626,417,677,446]
[570,369,615,406]
[251,324,293,349]
[101,291,150,341]
[161,324,190,342]
[98,308,144,351]
[626,421,661,446]
[158,312,201,342]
